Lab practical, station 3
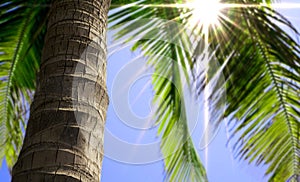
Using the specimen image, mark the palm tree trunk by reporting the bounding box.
[12,0,110,181]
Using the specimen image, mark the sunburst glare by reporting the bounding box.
[187,0,223,29]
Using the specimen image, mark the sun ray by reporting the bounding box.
[110,1,300,40]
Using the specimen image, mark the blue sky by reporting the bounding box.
[1,0,300,181]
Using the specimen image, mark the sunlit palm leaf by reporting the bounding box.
[109,1,208,181]
[201,2,300,181]
[0,0,49,168]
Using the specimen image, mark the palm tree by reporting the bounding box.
[0,0,299,181]
[3,0,110,181]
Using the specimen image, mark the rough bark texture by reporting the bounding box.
[12,0,110,181]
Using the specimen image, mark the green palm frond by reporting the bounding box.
[109,1,208,181]
[201,2,300,181]
[0,0,49,168]
[111,0,300,181]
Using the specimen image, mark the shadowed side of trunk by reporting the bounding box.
[12,0,110,181]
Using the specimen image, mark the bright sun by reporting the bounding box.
[188,0,222,28]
